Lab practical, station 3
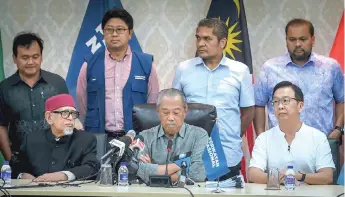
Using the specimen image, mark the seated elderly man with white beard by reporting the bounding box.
[11,94,100,182]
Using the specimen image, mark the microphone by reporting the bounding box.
[149,139,173,187]
[130,135,145,158]
[125,135,145,178]
[178,161,187,187]
[165,140,173,175]
[101,135,133,162]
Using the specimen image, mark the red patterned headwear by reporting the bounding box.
[45,94,75,111]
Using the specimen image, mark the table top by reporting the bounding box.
[2,180,344,197]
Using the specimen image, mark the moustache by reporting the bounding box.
[294,48,304,52]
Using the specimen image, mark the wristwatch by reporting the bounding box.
[298,171,306,182]
[334,126,344,135]
[17,173,24,179]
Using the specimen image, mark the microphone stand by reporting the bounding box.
[111,151,122,185]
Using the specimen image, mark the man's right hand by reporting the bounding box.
[140,153,152,163]
[21,173,36,180]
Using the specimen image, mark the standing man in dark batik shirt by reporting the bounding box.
[0,32,69,161]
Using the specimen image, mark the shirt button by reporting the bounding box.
[32,104,35,107]
[52,161,55,165]
[116,86,119,89]
[55,145,58,148]
[33,121,36,124]
[116,74,119,77]
[116,99,119,102]
[31,89,33,92]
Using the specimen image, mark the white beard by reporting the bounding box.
[64,128,74,136]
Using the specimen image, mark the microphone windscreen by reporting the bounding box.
[118,136,132,148]
[167,139,173,149]
[135,134,145,142]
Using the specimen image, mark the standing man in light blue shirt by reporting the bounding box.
[173,18,255,180]
[254,18,344,139]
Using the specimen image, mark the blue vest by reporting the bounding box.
[84,50,152,133]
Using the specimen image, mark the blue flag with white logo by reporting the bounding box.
[66,0,142,101]
[202,124,230,181]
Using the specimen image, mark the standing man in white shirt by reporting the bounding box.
[248,81,334,185]
[173,18,255,180]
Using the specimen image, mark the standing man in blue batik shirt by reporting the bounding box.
[254,18,344,139]
[173,18,255,180]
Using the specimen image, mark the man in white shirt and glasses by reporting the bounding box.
[248,81,334,185]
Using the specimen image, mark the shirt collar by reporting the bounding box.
[277,122,305,137]
[284,52,316,67]
[9,69,50,86]
[45,128,73,144]
[195,54,228,70]
[157,123,186,139]
[105,45,132,61]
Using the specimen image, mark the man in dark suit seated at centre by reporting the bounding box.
[11,94,100,182]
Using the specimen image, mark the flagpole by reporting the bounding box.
[212,177,225,193]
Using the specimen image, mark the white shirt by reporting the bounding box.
[249,123,335,173]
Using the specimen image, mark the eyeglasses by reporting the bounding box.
[103,28,129,35]
[52,110,79,119]
[271,97,299,106]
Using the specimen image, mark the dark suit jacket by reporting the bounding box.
[11,128,100,179]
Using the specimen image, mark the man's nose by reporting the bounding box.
[278,101,285,109]
[27,57,34,64]
[167,113,175,121]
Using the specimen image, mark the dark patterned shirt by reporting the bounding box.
[0,70,68,151]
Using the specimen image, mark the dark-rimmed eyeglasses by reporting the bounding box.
[271,97,300,106]
[52,110,79,119]
[104,28,129,35]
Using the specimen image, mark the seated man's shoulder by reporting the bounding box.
[302,124,327,140]
[185,123,208,134]
[140,125,161,139]
[26,129,46,140]
[184,124,208,143]
[258,126,279,140]
[72,130,96,142]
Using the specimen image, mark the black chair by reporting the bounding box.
[93,133,108,160]
[328,139,340,184]
[132,103,217,136]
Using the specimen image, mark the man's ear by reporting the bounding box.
[220,38,227,49]
[45,111,53,124]
[298,101,304,113]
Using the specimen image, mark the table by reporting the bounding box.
[2,180,344,197]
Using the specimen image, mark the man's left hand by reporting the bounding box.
[33,172,68,182]
[328,129,341,139]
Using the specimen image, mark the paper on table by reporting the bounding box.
[205,175,245,188]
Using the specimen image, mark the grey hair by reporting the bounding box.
[197,18,228,41]
[156,88,187,109]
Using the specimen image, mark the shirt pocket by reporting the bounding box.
[131,80,148,104]
[306,69,332,108]
[86,82,99,109]
[213,78,239,107]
